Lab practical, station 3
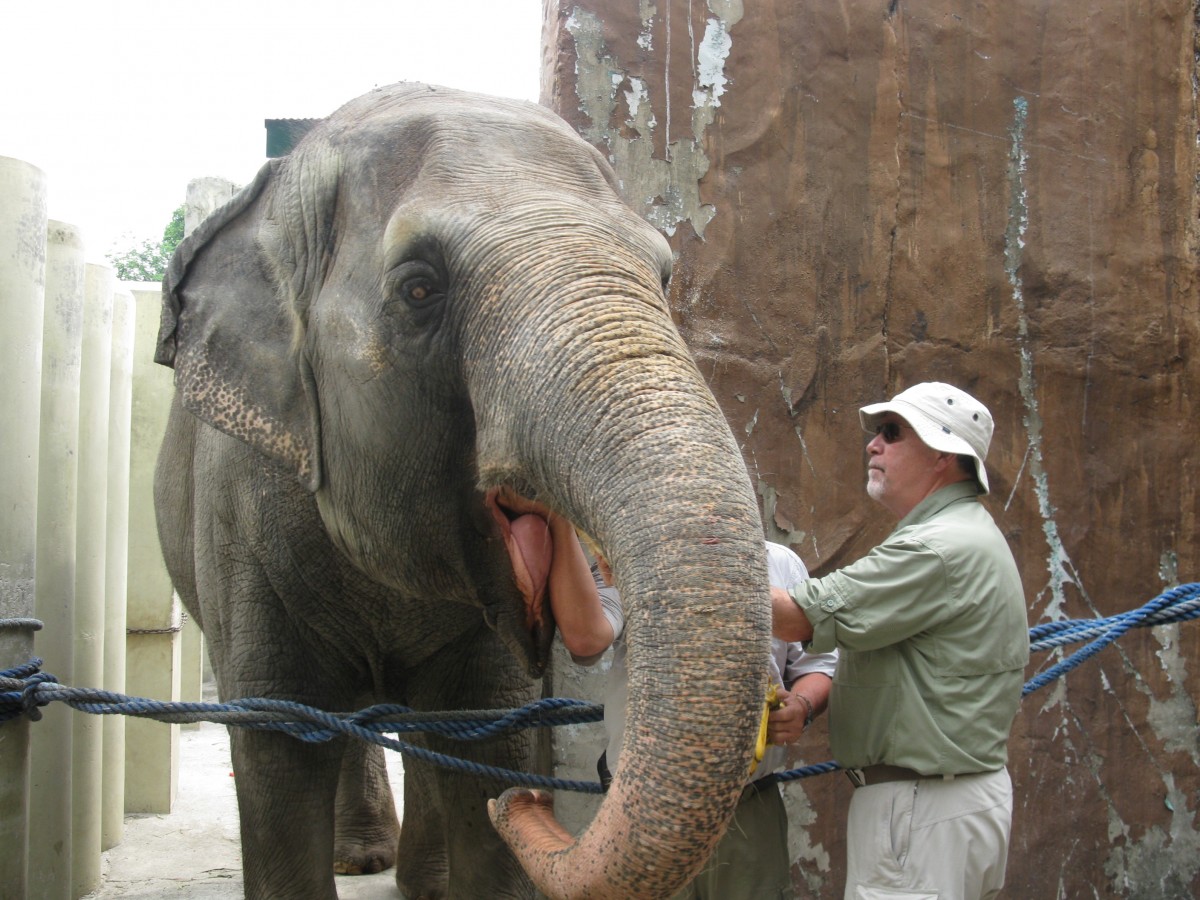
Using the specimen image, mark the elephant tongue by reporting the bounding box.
[506,514,551,628]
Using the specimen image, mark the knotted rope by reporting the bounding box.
[3,582,1197,792]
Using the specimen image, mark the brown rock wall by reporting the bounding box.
[544,1,1200,896]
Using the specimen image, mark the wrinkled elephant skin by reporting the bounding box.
[154,82,770,900]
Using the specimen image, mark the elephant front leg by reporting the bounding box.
[334,739,401,875]
[394,756,449,898]
[395,737,538,900]
[229,727,344,900]
[396,628,546,899]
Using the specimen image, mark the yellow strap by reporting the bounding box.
[749,683,781,775]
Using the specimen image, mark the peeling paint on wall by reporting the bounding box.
[565,2,743,238]
[1148,624,1199,761]
[758,477,809,551]
[1097,626,1200,892]
[783,786,833,893]
[694,18,732,106]
[1006,94,1200,894]
[1005,95,1080,619]
[743,405,759,436]
[637,0,656,50]
[1104,792,1200,898]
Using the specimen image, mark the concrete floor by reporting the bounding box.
[82,718,406,899]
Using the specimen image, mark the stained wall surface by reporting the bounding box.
[542,2,1200,896]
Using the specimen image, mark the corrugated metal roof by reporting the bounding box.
[264,119,323,157]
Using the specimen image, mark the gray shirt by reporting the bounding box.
[585,542,838,781]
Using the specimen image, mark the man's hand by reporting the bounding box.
[771,586,814,642]
[766,687,810,745]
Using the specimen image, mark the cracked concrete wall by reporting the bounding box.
[542,1,1200,896]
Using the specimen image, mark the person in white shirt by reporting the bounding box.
[500,489,836,900]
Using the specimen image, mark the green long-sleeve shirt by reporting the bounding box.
[788,482,1029,774]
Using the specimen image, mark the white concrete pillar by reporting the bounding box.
[184,175,237,233]
[71,264,114,896]
[101,284,134,850]
[0,155,48,900]
[29,220,86,900]
[123,284,181,814]
[180,604,205,719]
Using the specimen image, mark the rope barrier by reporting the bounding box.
[0,617,43,632]
[1021,581,1200,695]
[0,673,606,793]
[2,582,1197,793]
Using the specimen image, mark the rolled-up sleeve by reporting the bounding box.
[570,585,624,667]
[788,538,950,654]
[784,636,838,681]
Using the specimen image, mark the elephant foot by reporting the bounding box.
[394,858,448,900]
[333,828,398,876]
[332,740,401,875]
[333,809,401,876]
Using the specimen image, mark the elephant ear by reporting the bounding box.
[156,156,333,492]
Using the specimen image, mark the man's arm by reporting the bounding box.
[544,514,614,659]
[767,671,832,745]
[771,586,814,642]
[496,488,615,660]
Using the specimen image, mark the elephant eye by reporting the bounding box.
[385,259,445,310]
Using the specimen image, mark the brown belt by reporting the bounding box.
[845,764,959,788]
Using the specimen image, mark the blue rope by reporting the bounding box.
[763,760,844,785]
[2,582,1196,792]
[0,674,606,793]
[1022,582,1200,694]
[772,581,1200,784]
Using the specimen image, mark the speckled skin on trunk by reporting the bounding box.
[153,83,770,900]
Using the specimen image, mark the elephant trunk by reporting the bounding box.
[491,455,768,898]
[470,263,771,898]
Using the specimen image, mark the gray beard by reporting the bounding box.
[866,474,884,503]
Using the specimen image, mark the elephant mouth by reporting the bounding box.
[486,489,556,657]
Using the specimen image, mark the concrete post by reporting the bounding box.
[184,175,237,233]
[71,264,114,896]
[29,220,86,900]
[101,284,134,850]
[0,155,48,900]
[123,284,180,814]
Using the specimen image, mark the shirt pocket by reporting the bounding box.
[832,680,898,756]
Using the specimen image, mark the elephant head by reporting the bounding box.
[158,83,769,899]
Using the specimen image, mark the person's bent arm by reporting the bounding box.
[494,487,616,660]
[545,514,614,659]
[771,586,814,642]
[767,671,832,746]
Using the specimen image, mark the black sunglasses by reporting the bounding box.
[874,421,908,444]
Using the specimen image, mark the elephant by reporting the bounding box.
[153,82,771,900]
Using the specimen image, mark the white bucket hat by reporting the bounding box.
[858,382,994,493]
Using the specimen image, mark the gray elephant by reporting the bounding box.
[154,82,770,899]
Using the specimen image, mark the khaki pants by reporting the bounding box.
[844,768,1013,900]
[670,781,795,900]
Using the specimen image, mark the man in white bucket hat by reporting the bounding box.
[772,382,1029,900]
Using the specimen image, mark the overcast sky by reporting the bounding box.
[1,0,542,262]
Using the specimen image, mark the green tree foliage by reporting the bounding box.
[106,205,185,282]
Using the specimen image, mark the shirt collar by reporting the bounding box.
[895,480,982,530]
